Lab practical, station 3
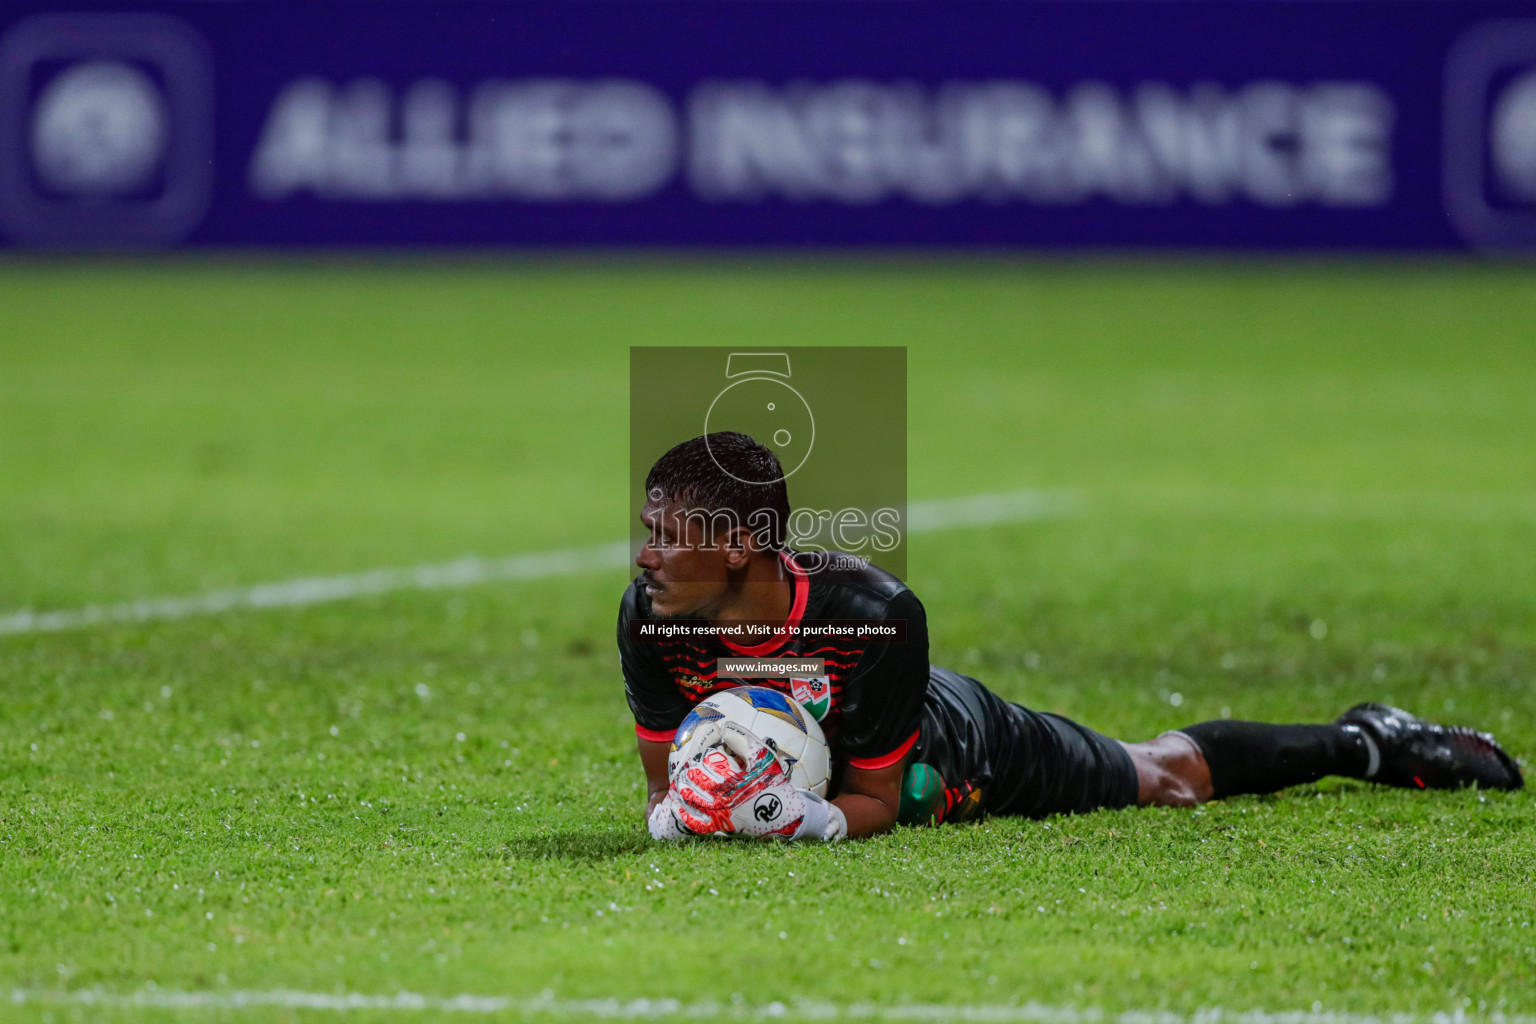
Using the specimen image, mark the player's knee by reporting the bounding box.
[1128,732,1213,807]
[1150,768,1203,807]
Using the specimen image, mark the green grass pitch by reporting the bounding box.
[2,259,1535,1022]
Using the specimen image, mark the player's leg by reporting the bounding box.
[1118,731,1212,807]
[1120,724,1370,806]
[981,706,1144,818]
[1123,703,1523,807]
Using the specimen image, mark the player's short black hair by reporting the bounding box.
[644,432,789,550]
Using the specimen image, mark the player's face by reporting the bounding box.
[635,497,731,619]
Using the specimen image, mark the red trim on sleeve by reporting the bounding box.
[719,551,810,656]
[846,730,919,771]
[635,724,677,743]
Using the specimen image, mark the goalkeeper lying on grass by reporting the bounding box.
[622,433,1523,843]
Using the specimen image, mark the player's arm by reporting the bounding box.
[617,587,695,826]
[832,756,908,839]
[832,589,930,840]
[638,738,672,817]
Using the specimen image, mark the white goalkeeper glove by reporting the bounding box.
[647,792,706,841]
[789,788,848,842]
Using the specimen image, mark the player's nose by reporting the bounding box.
[636,541,661,570]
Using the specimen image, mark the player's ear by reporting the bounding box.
[722,525,754,570]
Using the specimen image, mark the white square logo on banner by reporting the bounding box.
[0,13,213,246]
[1445,19,1536,249]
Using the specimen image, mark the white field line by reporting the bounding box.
[4,989,1526,1024]
[0,490,1077,638]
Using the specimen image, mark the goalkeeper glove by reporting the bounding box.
[671,721,845,841]
[647,792,707,841]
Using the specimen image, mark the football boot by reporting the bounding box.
[1336,702,1523,791]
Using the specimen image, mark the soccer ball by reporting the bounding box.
[670,685,831,796]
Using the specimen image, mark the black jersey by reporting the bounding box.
[620,551,1140,824]
[620,551,927,771]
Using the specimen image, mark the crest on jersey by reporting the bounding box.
[789,676,832,721]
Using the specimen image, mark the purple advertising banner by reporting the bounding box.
[2,1,1535,250]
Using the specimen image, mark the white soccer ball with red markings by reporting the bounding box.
[669,685,831,796]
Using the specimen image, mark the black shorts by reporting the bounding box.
[987,706,1141,818]
[914,667,1140,821]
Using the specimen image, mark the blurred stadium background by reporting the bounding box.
[3,2,1535,1022]
[2,0,1535,250]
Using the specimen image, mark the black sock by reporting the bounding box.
[1179,720,1375,798]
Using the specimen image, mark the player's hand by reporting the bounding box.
[647,790,711,841]
[651,721,738,836]
[672,721,806,839]
[666,718,716,784]
[791,789,848,842]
